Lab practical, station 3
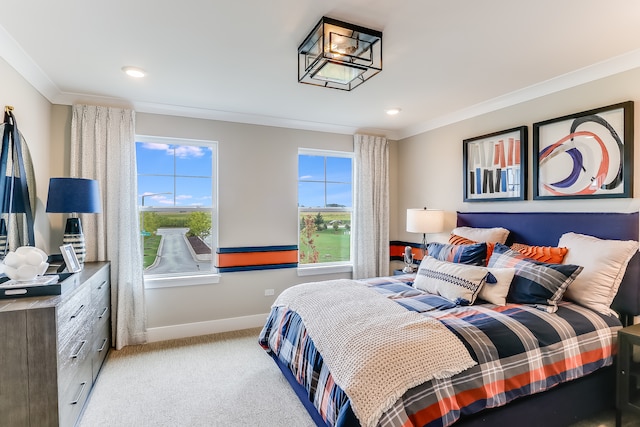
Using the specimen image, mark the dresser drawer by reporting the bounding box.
[90,268,110,302]
[58,360,92,427]
[57,284,91,348]
[92,320,111,382]
[93,281,110,326]
[58,324,92,395]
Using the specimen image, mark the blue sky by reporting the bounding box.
[137,142,213,207]
[298,155,352,208]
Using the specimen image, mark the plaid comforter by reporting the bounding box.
[259,275,622,427]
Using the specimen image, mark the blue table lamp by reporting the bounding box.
[46,178,102,266]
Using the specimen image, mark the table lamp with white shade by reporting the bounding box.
[406,207,445,257]
[45,178,102,267]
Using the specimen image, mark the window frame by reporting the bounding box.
[136,135,220,289]
[297,148,354,275]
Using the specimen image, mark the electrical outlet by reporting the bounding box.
[264,289,275,296]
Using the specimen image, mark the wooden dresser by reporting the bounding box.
[0,262,111,427]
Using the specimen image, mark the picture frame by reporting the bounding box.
[60,244,82,273]
[533,101,634,200]
[463,126,527,202]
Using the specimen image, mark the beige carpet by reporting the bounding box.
[79,328,315,427]
[79,328,639,427]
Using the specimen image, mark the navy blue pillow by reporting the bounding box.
[488,243,583,313]
[426,242,487,266]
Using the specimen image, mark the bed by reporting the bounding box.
[259,211,640,427]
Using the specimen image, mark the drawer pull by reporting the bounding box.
[98,307,108,319]
[97,280,107,290]
[71,340,87,358]
[70,382,87,405]
[70,304,85,320]
[98,338,108,352]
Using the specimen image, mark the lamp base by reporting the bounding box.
[63,218,86,266]
[0,218,7,258]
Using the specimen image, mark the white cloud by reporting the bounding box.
[141,142,170,151]
[173,146,206,159]
[141,142,209,159]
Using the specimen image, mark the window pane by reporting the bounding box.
[138,175,174,206]
[326,183,352,207]
[175,146,213,176]
[137,139,216,277]
[176,177,212,207]
[140,209,213,274]
[136,142,175,175]
[326,157,352,183]
[299,155,325,181]
[298,182,325,208]
[299,211,351,264]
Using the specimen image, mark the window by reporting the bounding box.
[136,136,218,287]
[298,149,353,269]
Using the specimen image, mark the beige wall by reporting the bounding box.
[394,67,640,244]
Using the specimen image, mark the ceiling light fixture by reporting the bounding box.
[298,17,382,91]
[122,66,146,78]
[386,108,401,115]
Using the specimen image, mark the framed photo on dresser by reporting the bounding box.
[60,244,82,273]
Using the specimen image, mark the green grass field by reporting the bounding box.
[142,235,162,268]
[299,211,351,264]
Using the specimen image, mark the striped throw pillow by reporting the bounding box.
[488,243,582,313]
[414,256,488,305]
[510,242,568,264]
[448,234,494,265]
[427,242,487,266]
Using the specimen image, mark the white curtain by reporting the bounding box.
[353,134,389,279]
[71,104,146,349]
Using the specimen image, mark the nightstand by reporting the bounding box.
[616,324,640,427]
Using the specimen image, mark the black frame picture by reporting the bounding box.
[463,126,528,202]
[533,101,634,200]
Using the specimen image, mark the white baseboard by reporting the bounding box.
[146,313,269,343]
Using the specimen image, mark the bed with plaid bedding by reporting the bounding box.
[258,274,622,427]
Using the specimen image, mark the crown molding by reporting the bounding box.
[398,48,640,140]
[0,24,60,100]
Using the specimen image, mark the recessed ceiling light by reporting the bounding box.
[122,66,146,78]
[386,108,401,116]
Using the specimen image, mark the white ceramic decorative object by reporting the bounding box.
[1,246,49,281]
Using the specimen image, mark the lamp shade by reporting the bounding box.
[46,178,102,214]
[406,208,445,234]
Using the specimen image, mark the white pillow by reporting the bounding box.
[559,232,638,316]
[414,256,488,305]
[451,226,510,244]
[479,267,516,306]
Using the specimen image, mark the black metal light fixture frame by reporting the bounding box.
[298,17,383,91]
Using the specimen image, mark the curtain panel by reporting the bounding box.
[71,104,146,349]
[353,134,389,279]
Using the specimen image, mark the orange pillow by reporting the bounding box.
[509,243,568,264]
[448,234,494,265]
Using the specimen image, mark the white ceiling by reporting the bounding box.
[2,0,640,140]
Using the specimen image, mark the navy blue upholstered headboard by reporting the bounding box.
[456,211,640,318]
